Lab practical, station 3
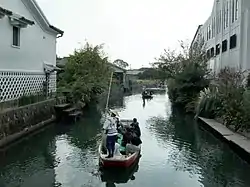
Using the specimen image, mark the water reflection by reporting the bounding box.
[99,89,125,110]
[148,106,250,187]
[142,98,145,108]
[142,97,154,109]
[53,106,103,187]
[0,126,57,187]
[100,158,140,184]
[1,94,250,187]
[0,106,103,187]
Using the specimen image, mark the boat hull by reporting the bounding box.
[99,144,141,168]
[142,95,153,99]
[100,157,140,183]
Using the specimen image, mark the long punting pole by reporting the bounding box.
[105,71,114,111]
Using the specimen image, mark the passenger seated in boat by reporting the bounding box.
[126,143,140,155]
[130,118,141,137]
[122,127,142,146]
[121,127,132,147]
[113,136,122,156]
[142,90,147,96]
[131,135,142,146]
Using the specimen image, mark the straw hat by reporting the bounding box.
[109,109,119,117]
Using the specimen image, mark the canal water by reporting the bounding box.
[1,93,250,187]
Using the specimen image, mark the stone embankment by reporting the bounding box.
[199,117,250,164]
[0,97,65,148]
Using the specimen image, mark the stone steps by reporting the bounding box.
[54,103,82,123]
[54,103,71,109]
[68,111,82,123]
[63,107,76,113]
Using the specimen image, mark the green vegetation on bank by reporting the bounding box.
[57,43,112,104]
[195,68,250,131]
[137,68,164,81]
[113,59,129,69]
[18,92,48,107]
[153,41,250,132]
[154,41,209,110]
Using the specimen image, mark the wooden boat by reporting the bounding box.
[98,144,141,168]
[99,120,141,168]
[100,157,140,183]
[142,94,153,99]
[142,92,153,99]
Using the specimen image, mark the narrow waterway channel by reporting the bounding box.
[1,93,250,187]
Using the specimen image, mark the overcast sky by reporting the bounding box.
[37,0,214,68]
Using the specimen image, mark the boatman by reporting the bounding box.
[103,109,119,158]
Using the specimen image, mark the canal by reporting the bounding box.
[1,93,250,187]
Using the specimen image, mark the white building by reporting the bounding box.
[0,0,63,103]
[190,0,250,74]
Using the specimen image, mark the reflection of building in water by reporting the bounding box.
[0,129,57,187]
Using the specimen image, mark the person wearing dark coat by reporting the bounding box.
[130,118,141,137]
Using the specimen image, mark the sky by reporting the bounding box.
[37,0,214,68]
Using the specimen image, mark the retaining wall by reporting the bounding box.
[199,117,250,164]
[0,97,65,147]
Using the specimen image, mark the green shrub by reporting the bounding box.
[57,43,112,104]
[215,68,244,131]
[246,73,250,88]
[167,78,178,103]
[195,87,221,119]
[155,41,209,112]
[167,61,209,111]
[242,90,250,130]
[193,67,250,131]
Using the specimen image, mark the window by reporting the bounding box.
[235,0,239,20]
[216,44,220,55]
[207,50,211,59]
[232,0,235,23]
[222,40,228,52]
[13,26,20,47]
[230,34,237,49]
[211,47,215,57]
